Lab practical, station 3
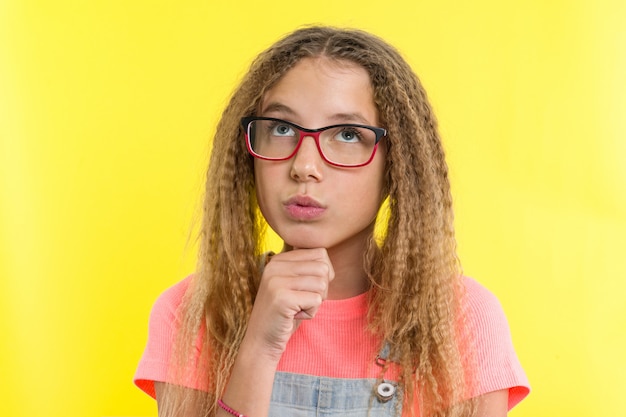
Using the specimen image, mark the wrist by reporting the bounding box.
[221,338,279,417]
[239,331,285,364]
[218,399,247,417]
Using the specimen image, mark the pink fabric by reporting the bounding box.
[134,277,190,399]
[462,278,530,409]
[134,276,529,410]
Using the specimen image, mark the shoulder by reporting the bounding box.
[460,276,530,410]
[143,275,194,361]
[460,276,513,362]
[460,276,515,356]
[462,276,508,330]
[134,275,194,398]
[463,276,499,307]
[149,275,193,321]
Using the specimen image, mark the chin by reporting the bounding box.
[281,233,330,250]
[283,239,325,250]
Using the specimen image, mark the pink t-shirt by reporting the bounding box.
[135,276,529,411]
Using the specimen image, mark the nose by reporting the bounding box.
[290,135,324,181]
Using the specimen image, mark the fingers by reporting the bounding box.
[267,248,335,283]
[264,266,331,300]
[273,286,323,320]
[242,248,334,360]
[267,274,329,302]
[263,248,333,315]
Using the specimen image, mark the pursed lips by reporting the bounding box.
[283,195,326,220]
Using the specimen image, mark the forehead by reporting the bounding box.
[260,57,378,126]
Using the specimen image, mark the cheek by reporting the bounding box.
[253,163,268,206]
[341,173,385,218]
[369,149,388,200]
[253,161,282,216]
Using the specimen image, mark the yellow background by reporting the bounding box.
[1,0,624,416]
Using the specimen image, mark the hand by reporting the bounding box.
[243,248,335,361]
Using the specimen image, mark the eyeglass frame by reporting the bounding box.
[240,116,387,168]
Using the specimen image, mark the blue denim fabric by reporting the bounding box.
[268,372,402,417]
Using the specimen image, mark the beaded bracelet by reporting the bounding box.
[218,399,248,417]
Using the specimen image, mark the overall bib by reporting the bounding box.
[268,345,402,417]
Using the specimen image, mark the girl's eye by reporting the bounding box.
[271,124,296,136]
[335,128,361,143]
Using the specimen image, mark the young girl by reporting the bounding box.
[134,26,529,417]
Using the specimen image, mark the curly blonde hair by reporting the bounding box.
[164,26,477,417]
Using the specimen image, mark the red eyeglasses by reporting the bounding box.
[241,117,386,168]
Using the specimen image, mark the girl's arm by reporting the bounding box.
[475,389,509,417]
[153,354,286,417]
[156,248,334,417]
[218,248,334,417]
[154,345,279,417]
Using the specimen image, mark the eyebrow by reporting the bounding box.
[261,102,374,126]
[261,102,297,117]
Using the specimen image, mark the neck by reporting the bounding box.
[324,227,374,300]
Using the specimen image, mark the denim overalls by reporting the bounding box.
[268,345,402,417]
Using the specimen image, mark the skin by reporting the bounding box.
[254,57,386,300]
[156,57,509,417]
